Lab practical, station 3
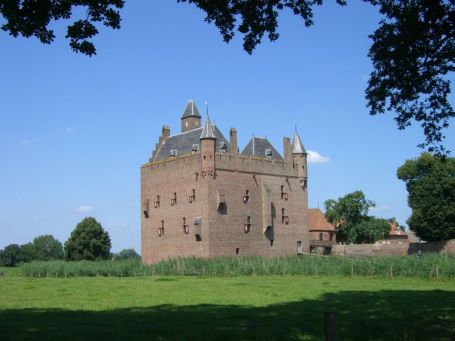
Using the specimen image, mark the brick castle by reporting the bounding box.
[141,100,310,263]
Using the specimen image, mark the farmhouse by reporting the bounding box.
[141,100,310,263]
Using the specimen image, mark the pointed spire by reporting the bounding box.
[292,125,306,154]
[181,99,201,119]
[200,111,216,139]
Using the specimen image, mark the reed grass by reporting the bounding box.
[19,253,455,279]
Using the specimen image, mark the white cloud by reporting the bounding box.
[369,204,391,213]
[307,150,330,164]
[76,205,93,212]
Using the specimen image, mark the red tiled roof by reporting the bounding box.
[308,208,335,232]
[389,221,407,236]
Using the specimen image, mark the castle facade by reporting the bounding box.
[141,100,309,263]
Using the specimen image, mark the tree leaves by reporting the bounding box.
[366,0,454,155]
[0,0,124,56]
[324,190,389,244]
[397,152,455,241]
[64,217,111,261]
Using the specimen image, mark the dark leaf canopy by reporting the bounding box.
[0,0,124,56]
[0,0,453,152]
[178,0,347,54]
[366,0,455,154]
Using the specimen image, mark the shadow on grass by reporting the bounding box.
[1,290,454,340]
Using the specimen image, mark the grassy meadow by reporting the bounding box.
[1,259,455,340]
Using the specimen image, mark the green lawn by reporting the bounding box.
[0,275,454,340]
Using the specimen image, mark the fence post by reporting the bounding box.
[324,312,337,341]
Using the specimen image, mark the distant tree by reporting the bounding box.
[397,153,455,241]
[64,217,111,261]
[114,249,140,260]
[325,191,390,244]
[20,243,36,263]
[32,235,64,261]
[0,250,4,266]
[1,244,23,267]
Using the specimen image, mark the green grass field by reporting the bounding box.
[1,272,454,340]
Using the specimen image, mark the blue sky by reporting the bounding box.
[1,1,453,252]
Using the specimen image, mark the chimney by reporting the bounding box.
[162,125,170,140]
[283,137,292,163]
[230,128,238,154]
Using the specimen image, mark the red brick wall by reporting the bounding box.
[141,140,310,263]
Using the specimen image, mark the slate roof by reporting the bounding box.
[153,125,229,161]
[292,129,306,154]
[181,100,201,119]
[241,137,283,161]
[200,115,216,139]
[307,209,335,231]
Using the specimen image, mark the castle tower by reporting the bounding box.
[181,100,202,132]
[200,113,216,178]
[292,127,308,189]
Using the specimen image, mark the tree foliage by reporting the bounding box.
[366,0,455,154]
[0,0,124,56]
[32,235,64,261]
[325,191,390,244]
[64,217,111,261]
[114,248,140,260]
[397,152,455,241]
[0,244,23,267]
[20,242,36,263]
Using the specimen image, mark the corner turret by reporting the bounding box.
[292,127,308,189]
[200,113,216,178]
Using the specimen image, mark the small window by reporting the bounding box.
[154,195,160,208]
[265,148,272,158]
[243,190,249,203]
[235,248,240,255]
[171,192,177,206]
[297,241,303,255]
[143,200,150,218]
[183,218,189,234]
[319,233,323,241]
[189,189,196,203]
[192,144,199,152]
[220,142,228,153]
[244,216,251,233]
[169,149,178,157]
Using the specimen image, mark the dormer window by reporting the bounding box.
[220,142,228,153]
[192,144,199,152]
[169,149,178,157]
[265,148,272,159]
